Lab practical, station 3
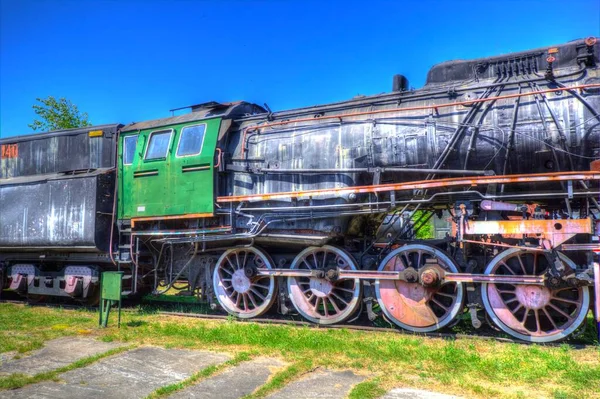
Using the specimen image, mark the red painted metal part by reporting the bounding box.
[131,213,214,227]
[217,171,600,203]
[8,274,26,291]
[455,219,592,248]
[460,219,592,236]
[594,261,600,341]
[64,276,82,296]
[239,83,600,157]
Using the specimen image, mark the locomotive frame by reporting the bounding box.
[1,37,600,343]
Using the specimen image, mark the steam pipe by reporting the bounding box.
[256,167,490,175]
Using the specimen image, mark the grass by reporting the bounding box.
[0,303,599,398]
[0,303,97,354]
[348,378,387,399]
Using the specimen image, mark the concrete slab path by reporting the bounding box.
[169,357,285,399]
[0,337,124,376]
[0,340,469,399]
[266,368,365,399]
[4,347,230,399]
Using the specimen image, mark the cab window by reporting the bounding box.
[145,130,173,160]
[177,124,206,157]
[123,135,138,165]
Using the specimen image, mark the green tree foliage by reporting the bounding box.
[28,96,91,132]
[413,210,434,239]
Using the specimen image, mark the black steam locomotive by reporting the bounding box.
[1,37,599,343]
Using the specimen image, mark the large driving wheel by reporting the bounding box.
[287,246,362,324]
[375,244,464,332]
[213,247,277,318]
[481,248,590,343]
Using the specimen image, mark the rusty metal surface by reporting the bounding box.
[460,218,592,235]
[456,218,592,248]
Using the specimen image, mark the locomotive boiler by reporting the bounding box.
[2,37,600,342]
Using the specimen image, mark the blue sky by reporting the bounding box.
[1,0,599,137]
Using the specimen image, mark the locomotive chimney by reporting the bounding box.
[392,74,409,92]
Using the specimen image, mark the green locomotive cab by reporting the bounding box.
[117,102,264,224]
[118,118,220,220]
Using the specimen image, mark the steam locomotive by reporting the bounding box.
[2,37,600,343]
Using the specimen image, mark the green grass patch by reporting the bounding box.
[0,345,134,390]
[348,377,386,399]
[0,303,97,354]
[1,303,599,398]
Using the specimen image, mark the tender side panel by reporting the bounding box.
[0,125,119,179]
[0,172,114,251]
[118,118,221,219]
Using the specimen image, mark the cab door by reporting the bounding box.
[130,128,176,218]
[170,118,221,216]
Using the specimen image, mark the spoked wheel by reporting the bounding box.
[213,247,277,318]
[481,248,590,343]
[287,246,361,324]
[375,244,464,332]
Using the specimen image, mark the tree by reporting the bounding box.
[29,96,91,132]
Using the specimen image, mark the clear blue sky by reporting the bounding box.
[1,0,599,137]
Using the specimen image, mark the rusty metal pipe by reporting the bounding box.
[217,171,600,203]
[258,167,489,175]
[235,190,600,212]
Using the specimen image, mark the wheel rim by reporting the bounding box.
[213,247,276,318]
[375,244,464,332]
[287,246,361,324]
[481,248,589,343]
